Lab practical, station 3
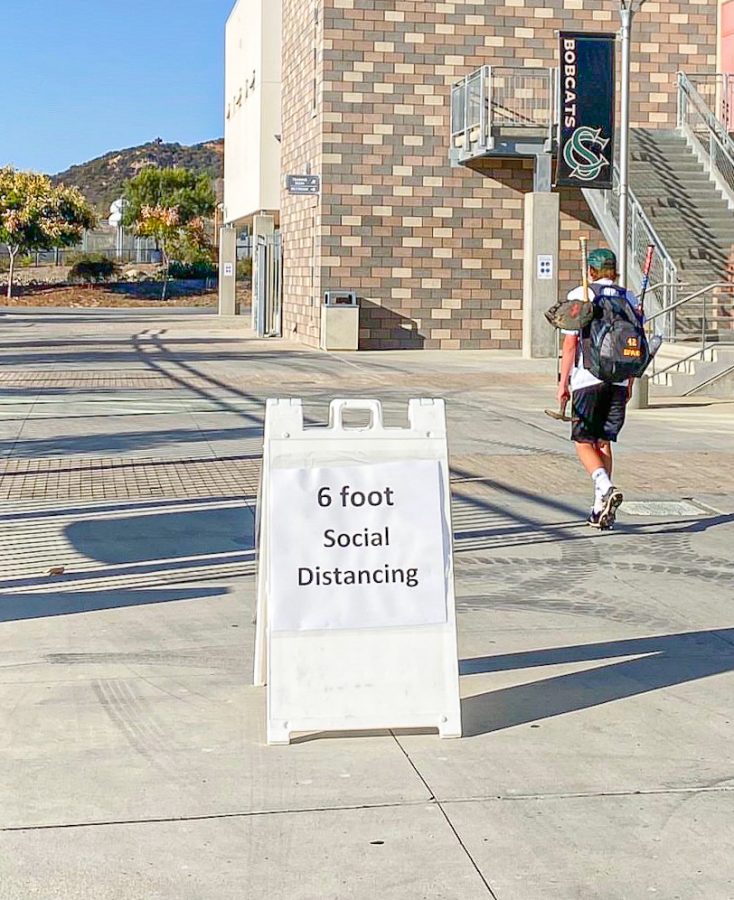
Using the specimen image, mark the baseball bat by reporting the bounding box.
[639,243,655,313]
[546,236,589,423]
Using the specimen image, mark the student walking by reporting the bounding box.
[556,248,645,530]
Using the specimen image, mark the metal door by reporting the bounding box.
[254,232,283,338]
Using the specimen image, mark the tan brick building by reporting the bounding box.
[229,0,721,350]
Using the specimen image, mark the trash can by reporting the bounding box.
[320,291,359,351]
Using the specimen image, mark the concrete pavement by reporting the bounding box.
[1,308,733,899]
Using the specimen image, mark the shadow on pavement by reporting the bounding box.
[0,493,252,525]
[66,505,254,564]
[460,628,734,737]
[450,466,734,551]
[0,501,256,595]
[0,425,261,458]
[0,586,228,624]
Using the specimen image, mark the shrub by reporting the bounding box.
[168,259,217,280]
[68,253,119,284]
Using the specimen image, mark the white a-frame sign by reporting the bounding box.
[254,398,462,745]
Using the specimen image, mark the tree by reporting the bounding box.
[0,167,96,299]
[123,168,216,299]
[167,215,216,267]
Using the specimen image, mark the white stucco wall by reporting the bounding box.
[223,0,282,225]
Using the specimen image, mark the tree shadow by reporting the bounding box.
[65,504,254,565]
[460,628,734,737]
[0,500,256,596]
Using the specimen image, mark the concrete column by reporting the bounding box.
[628,376,649,409]
[218,226,237,316]
[251,213,275,331]
[522,192,560,359]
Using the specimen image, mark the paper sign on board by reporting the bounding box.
[268,459,449,632]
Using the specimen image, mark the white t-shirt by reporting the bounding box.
[562,278,641,391]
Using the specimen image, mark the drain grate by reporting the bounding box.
[622,499,713,517]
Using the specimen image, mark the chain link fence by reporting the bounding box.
[0,225,159,267]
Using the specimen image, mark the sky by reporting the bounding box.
[2,0,235,174]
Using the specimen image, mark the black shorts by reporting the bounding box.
[571,383,628,444]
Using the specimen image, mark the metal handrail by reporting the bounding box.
[678,72,734,156]
[647,282,734,366]
[624,171,678,292]
[646,282,733,323]
[685,72,734,129]
[450,65,557,159]
[448,65,734,356]
[586,167,679,322]
[652,340,734,380]
[678,71,734,205]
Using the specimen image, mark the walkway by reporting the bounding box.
[1,308,733,899]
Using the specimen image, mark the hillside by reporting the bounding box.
[52,138,224,212]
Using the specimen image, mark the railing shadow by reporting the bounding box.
[0,585,229,625]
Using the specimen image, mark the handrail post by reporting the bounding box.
[633,203,638,270]
[463,74,469,150]
[486,65,493,148]
[479,66,487,151]
[702,292,707,345]
[677,71,686,129]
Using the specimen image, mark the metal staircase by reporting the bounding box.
[627,128,733,333]
[449,65,734,395]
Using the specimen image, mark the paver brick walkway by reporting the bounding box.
[0,455,261,501]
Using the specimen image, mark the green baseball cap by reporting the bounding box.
[588,248,617,269]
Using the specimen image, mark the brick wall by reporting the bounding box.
[281,0,324,345]
[280,0,719,350]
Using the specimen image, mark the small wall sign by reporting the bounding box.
[537,255,554,280]
[286,175,320,195]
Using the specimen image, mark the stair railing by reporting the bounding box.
[450,64,681,326]
[650,341,734,386]
[646,281,734,364]
[677,71,734,208]
[684,72,734,130]
[583,168,679,325]
[450,65,558,163]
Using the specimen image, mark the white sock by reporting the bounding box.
[592,467,612,511]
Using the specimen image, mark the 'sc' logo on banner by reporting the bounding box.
[563,126,610,182]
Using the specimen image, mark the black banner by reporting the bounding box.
[557,32,616,190]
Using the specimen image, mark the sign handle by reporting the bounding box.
[329,398,385,431]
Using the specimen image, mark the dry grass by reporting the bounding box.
[0,284,252,309]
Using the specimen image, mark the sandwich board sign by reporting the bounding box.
[254,398,462,745]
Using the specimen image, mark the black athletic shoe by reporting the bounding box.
[599,487,623,529]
